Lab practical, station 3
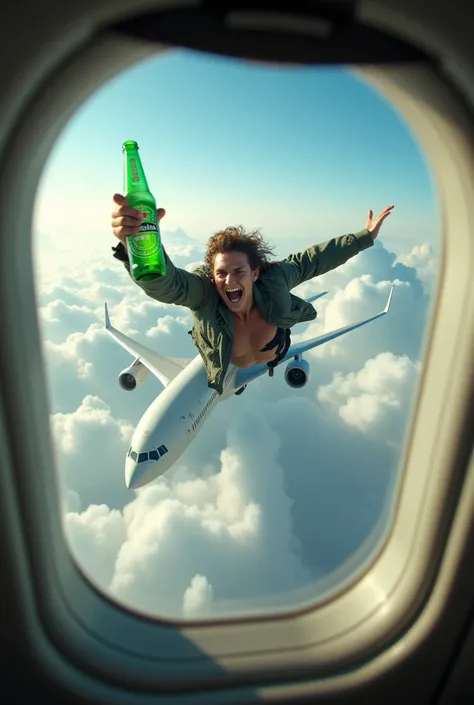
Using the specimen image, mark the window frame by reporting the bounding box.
[0,13,473,701]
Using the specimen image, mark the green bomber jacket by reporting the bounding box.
[113,229,374,394]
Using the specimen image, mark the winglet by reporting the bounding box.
[305,291,328,304]
[105,302,111,329]
[384,285,394,314]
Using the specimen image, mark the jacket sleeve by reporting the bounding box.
[277,229,374,290]
[112,242,210,310]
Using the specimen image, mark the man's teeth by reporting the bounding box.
[226,287,242,302]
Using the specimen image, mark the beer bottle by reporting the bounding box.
[122,140,166,281]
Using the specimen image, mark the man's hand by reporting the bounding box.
[111,193,166,247]
[365,204,394,240]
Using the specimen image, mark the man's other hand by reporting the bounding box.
[366,204,394,240]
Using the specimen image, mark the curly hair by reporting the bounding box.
[204,225,275,274]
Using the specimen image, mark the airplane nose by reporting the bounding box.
[125,456,139,489]
[125,457,169,490]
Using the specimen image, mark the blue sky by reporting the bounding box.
[35,49,438,267]
[34,49,440,620]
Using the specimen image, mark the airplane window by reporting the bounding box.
[138,452,148,463]
[33,48,440,622]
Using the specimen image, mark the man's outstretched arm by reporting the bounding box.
[111,194,210,310]
[278,205,394,290]
[112,241,211,309]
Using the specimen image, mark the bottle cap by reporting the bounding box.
[123,140,139,151]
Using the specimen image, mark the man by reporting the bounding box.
[111,194,394,395]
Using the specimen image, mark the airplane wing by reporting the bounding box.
[234,286,394,389]
[305,291,328,303]
[104,303,192,387]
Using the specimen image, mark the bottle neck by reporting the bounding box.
[123,146,149,193]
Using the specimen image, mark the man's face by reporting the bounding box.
[213,251,259,312]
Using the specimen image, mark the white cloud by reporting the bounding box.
[52,395,135,509]
[185,261,205,273]
[45,325,104,380]
[65,504,127,588]
[295,239,425,298]
[39,300,98,343]
[293,273,426,367]
[397,242,437,291]
[146,313,191,340]
[37,283,90,308]
[317,352,421,445]
[183,575,214,618]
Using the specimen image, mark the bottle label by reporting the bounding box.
[128,204,160,258]
[128,233,159,257]
[130,157,140,183]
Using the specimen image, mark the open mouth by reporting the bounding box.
[225,287,243,304]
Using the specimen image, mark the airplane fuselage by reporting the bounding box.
[108,286,393,491]
[125,355,238,489]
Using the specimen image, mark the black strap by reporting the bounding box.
[267,329,291,369]
[260,326,286,353]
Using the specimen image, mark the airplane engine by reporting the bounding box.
[118,359,149,391]
[284,358,310,389]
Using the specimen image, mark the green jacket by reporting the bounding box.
[115,229,374,394]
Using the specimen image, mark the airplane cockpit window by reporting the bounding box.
[33,48,440,621]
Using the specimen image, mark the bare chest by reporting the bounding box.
[230,308,278,367]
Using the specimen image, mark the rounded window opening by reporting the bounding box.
[34,48,440,621]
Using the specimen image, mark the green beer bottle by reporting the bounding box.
[122,140,166,281]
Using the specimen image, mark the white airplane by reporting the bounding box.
[105,285,394,490]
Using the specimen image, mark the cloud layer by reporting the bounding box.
[36,232,436,618]
[64,407,312,618]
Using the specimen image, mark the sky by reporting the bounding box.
[33,48,440,621]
